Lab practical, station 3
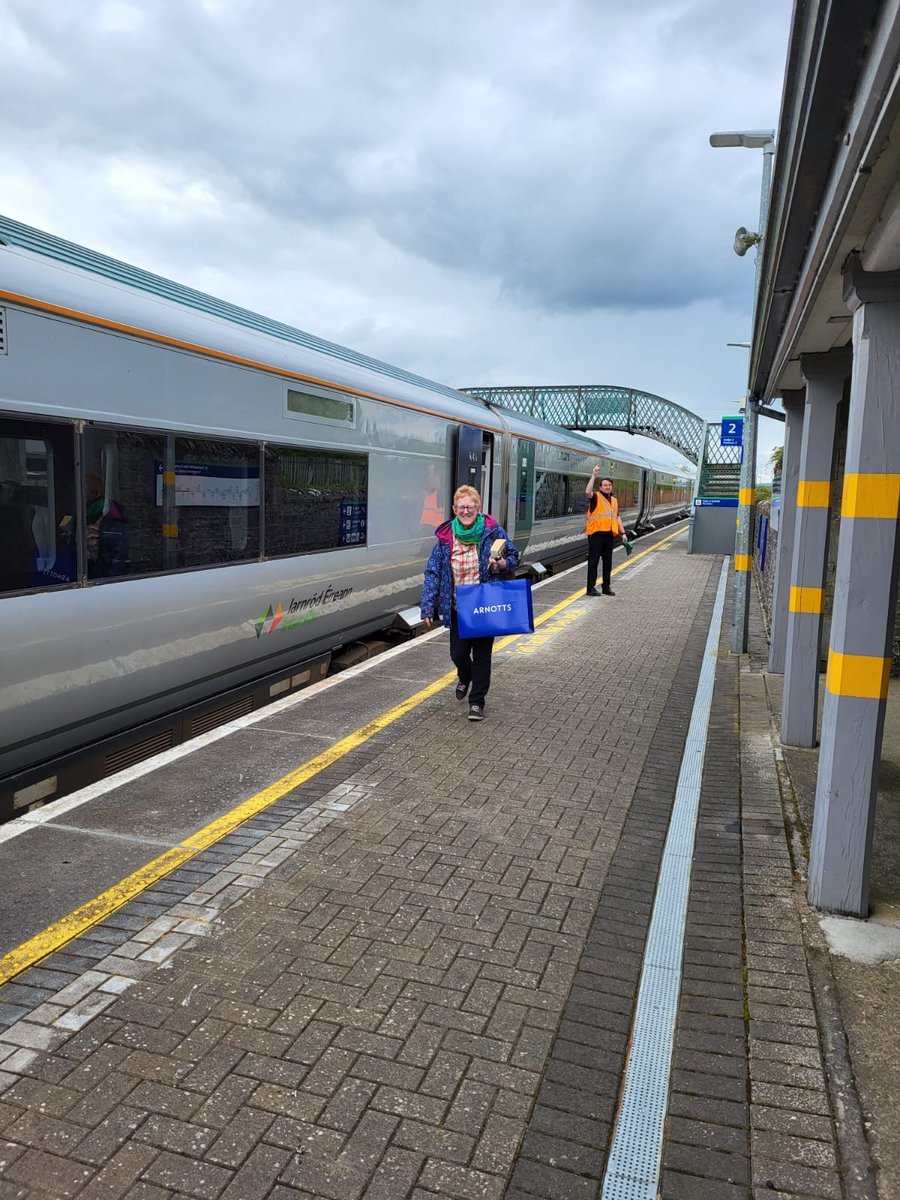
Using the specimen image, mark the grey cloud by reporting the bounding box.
[3,0,789,315]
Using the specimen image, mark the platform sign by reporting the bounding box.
[695,497,738,507]
[720,416,743,447]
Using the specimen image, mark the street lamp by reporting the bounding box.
[710,127,775,654]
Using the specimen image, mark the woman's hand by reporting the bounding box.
[489,556,507,573]
[423,616,433,627]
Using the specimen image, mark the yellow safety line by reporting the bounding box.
[0,524,686,985]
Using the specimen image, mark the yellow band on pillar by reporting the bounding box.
[841,473,900,519]
[797,480,831,507]
[162,470,176,486]
[789,586,824,614]
[162,524,179,538]
[826,651,890,700]
[739,488,755,506]
[734,555,751,572]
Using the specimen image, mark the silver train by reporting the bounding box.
[0,215,691,813]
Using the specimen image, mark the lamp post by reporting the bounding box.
[709,128,775,653]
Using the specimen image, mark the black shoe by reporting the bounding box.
[585,588,599,596]
[467,704,484,721]
[602,588,615,596]
[455,680,469,701]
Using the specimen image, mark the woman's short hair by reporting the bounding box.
[600,477,613,486]
[453,485,482,508]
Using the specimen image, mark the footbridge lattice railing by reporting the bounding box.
[460,385,740,473]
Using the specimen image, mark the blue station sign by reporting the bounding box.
[695,497,739,507]
[720,416,744,446]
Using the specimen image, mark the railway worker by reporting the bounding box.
[585,468,626,596]
[421,484,518,722]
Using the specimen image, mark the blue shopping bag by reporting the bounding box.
[455,579,534,637]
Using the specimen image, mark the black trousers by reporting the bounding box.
[449,612,494,706]
[587,531,615,591]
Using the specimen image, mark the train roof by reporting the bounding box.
[0,213,494,419]
[0,215,691,479]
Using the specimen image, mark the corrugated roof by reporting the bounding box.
[0,213,482,406]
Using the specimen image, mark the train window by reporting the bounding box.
[170,438,260,568]
[535,470,566,519]
[285,388,356,428]
[0,416,76,593]
[264,446,367,555]
[565,474,590,516]
[81,426,170,579]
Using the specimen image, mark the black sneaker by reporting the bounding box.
[467,704,484,721]
[455,681,469,701]
[585,588,599,596]
[602,588,615,596]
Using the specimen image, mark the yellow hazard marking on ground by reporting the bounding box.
[841,473,900,519]
[789,585,824,614]
[0,524,686,985]
[825,651,891,700]
[509,605,586,656]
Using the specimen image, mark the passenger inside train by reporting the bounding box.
[0,479,38,592]
[83,472,128,579]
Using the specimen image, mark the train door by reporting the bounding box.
[513,438,535,549]
[636,468,651,530]
[454,424,494,506]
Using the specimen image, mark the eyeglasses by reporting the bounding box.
[455,505,477,513]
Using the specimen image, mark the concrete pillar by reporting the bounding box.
[809,258,900,916]
[781,349,851,747]
[768,390,805,674]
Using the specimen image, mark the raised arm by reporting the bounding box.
[585,465,600,497]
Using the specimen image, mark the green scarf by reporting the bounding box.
[452,513,485,543]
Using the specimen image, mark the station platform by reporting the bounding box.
[0,525,891,1200]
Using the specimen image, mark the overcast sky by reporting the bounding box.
[3,0,793,474]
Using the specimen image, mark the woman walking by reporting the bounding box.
[421,485,518,721]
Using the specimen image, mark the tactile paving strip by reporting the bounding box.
[601,559,729,1199]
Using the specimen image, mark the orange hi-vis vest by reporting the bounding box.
[586,493,619,536]
[420,490,443,527]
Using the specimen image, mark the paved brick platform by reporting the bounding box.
[0,540,867,1199]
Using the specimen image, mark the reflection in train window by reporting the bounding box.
[82,426,168,580]
[264,446,367,555]
[0,416,76,594]
[535,470,592,519]
[535,470,566,519]
[171,438,260,568]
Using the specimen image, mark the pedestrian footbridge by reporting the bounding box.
[461,384,741,494]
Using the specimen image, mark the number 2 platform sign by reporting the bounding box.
[720,416,744,447]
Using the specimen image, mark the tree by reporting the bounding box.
[770,444,783,475]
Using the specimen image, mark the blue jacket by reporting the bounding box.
[421,515,519,629]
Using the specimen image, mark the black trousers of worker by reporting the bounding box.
[587,531,615,592]
[449,612,494,706]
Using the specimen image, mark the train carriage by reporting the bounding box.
[0,216,690,811]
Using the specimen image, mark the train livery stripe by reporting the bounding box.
[3,288,661,462]
[0,289,504,437]
[0,527,685,985]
